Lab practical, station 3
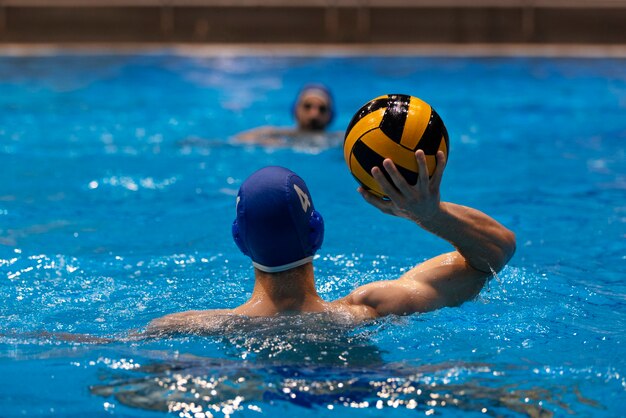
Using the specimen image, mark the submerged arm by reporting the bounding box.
[145,309,234,336]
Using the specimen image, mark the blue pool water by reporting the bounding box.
[0,52,625,417]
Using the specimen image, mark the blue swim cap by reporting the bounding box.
[232,166,324,273]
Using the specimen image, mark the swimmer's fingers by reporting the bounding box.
[415,150,430,190]
[381,158,415,197]
[430,151,446,192]
[358,187,395,214]
[371,165,403,202]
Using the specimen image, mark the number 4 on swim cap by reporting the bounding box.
[293,184,311,212]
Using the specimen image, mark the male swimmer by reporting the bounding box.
[148,151,516,335]
[234,84,343,147]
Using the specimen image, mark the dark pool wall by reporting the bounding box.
[1,1,626,44]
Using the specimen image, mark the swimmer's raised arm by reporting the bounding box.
[341,150,516,317]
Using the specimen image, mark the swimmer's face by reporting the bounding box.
[295,94,332,131]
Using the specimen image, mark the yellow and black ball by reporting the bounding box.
[343,94,449,198]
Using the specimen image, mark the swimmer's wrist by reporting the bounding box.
[410,202,446,227]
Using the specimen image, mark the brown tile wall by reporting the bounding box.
[0,6,625,44]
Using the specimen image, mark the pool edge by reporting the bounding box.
[1,43,626,57]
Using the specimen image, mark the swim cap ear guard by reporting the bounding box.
[308,210,324,253]
[231,166,325,273]
[232,219,249,256]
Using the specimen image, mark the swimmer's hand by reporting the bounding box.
[359,150,445,225]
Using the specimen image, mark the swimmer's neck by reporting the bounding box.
[236,263,327,315]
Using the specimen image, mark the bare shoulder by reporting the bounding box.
[233,126,295,145]
[146,309,235,336]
